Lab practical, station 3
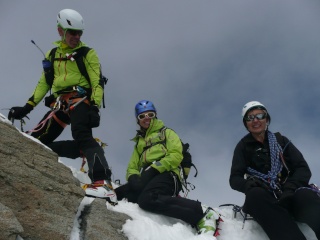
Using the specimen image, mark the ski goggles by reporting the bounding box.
[137,112,156,120]
[245,113,267,122]
[67,29,83,36]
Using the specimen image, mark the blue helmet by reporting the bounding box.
[135,100,157,117]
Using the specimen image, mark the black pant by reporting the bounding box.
[31,102,111,182]
[243,187,320,240]
[116,172,204,226]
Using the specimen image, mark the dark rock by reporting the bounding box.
[0,119,130,240]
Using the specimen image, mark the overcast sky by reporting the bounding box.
[1,0,320,207]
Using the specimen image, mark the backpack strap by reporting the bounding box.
[46,47,92,86]
[44,47,57,89]
[74,47,108,108]
[74,47,91,83]
[140,127,167,154]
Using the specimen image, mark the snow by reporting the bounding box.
[67,166,317,240]
[0,113,317,240]
[67,189,318,240]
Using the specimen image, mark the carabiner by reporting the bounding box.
[52,96,61,111]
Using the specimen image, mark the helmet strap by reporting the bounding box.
[62,29,67,43]
[57,26,67,43]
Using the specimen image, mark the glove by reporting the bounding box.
[278,182,296,207]
[244,179,259,194]
[128,174,142,191]
[127,167,159,192]
[244,178,267,194]
[88,104,100,128]
[44,94,55,108]
[8,103,33,120]
[140,167,159,189]
[114,184,130,201]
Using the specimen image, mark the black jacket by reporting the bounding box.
[230,132,311,194]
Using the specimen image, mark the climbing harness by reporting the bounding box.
[26,87,89,134]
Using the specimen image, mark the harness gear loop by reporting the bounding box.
[50,91,90,113]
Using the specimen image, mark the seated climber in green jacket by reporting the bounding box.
[115,100,220,236]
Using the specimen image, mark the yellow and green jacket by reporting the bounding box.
[27,40,103,107]
[126,118,183,180]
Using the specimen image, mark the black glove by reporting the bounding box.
[114,184,130,201]
[128,174,142,191]
[44,94,55,108]
[278,183,296,207]
[88,105,100,128]
[244,180,259,194]
[8,103,33,120]
[140,167,159,189]
[244,178,267,194]
[128,168,159,192]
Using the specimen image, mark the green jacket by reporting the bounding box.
[126,118,183,180]
[27,41,103,107]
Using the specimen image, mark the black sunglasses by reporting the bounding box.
[245,113,267,122]
[67,29,83,36]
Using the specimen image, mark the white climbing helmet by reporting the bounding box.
[242,101,271,128]
[242,101,266,118]
[57,9,84,30]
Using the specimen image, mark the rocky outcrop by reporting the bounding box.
[0,119,129,240]
[81,199,129,240]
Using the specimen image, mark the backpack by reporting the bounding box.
[44,46,108,108]
[158,127,198,191]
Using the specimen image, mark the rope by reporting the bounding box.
[247,131,283,190]
[25,110,58,134]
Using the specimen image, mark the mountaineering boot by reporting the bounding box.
[197,205,219,235]
[84,180,118,205]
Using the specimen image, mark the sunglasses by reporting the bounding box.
[137,112,156,120]
[67,29,83,36]
[245,113,267,122]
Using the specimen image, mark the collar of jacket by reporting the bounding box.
[131,118,165,142]
[52,40,87,53]
[242,131,269,144]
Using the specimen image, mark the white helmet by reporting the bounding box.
[57,9,84,30]
[242,101,270,128]
[242,101,266,118]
